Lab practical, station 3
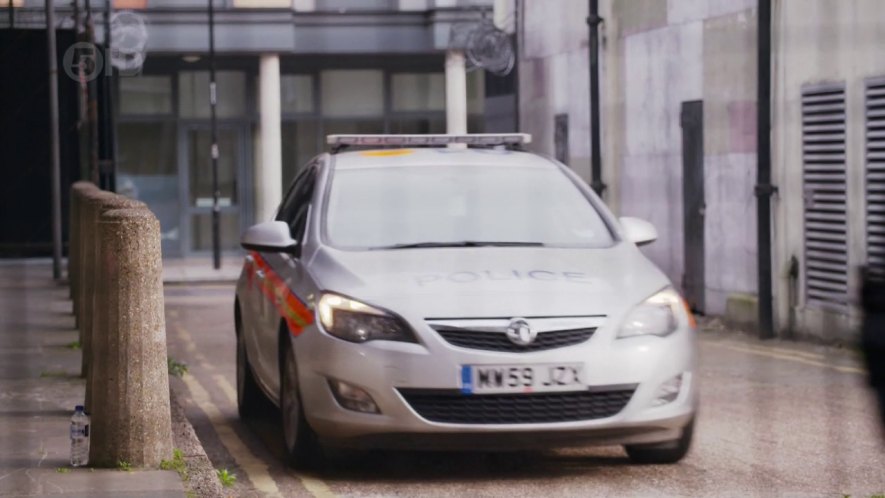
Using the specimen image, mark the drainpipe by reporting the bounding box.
[209,0,220,269]
[46,0,62,280]
[755,0,775,339]
[102,0,116,192]
[587,0,605,196]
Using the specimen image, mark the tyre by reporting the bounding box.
[280,336,323,469]
[236,306,263,419]
[624,418,694,464]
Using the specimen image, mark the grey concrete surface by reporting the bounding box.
[164,283,885,498]
[169,390,225,498]
[0,262,185,497]
[162,258,241,285]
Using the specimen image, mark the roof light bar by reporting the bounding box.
[326,133,532,148]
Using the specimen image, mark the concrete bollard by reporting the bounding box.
[89,207,172,468]
[77,190,116,379]
[69,181,97,314]
[82,194,146,410]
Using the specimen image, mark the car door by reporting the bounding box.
[253,163,319,391]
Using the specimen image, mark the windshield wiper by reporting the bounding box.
[372,241,546,250]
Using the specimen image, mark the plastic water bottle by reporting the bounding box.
[70,405,90,467]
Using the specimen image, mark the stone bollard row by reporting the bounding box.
[68,181,97,325]
[88,207,172,468]
[78,191,144,386]
[77,189,116,379]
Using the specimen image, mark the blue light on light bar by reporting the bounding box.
[326,134,532,147]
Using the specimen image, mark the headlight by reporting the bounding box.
[317,293,416,343]
[617,287,691,339]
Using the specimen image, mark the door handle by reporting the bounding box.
[255,270,265,280]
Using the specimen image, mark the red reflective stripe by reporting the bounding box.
[250,252,314,337]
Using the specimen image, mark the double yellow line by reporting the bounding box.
[168,309,335,498]
[705,339,865,375]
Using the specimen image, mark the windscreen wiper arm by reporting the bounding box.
[374,241,545,250]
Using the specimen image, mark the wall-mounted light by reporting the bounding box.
[182,55,201,63]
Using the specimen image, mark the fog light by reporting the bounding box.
[651,374,683,407]
[328,379,380,414]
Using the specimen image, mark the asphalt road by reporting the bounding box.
[164,283,885,498]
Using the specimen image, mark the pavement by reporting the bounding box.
[162,258,241,285]
[0,261,185,497]
[164,282,885,498]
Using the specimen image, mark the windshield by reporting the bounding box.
[323,164,615,250]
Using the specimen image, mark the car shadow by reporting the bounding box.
[241,396,634,483]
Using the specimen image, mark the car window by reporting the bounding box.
[323,163,615,250]
[286,167,317,245]
[276,168,307,224]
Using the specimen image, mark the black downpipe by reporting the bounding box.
[209,0,221,270]
[755,0,775,339]
[587,0,605,196]
[101,0,116,192]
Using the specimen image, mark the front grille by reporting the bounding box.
[432,327,595,352]
[399,388,635,424]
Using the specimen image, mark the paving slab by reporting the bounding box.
[0,261,185,497]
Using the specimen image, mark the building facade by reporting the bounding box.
[114,0,497,257]
[519,0,885,342]
[3,0,514,257]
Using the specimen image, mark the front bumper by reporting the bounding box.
[294,322,697,451]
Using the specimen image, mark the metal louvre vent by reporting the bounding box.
[867,79,885,279]
[802,84,848,308]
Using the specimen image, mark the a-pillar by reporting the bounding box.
[445,49,468,136]
[257,54,282,222]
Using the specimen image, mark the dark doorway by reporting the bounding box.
[681,100,705,313]
[0,29,81,257]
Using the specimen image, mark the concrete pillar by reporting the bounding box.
[89,207,172,468]
[257,53,283,222]
[84,194,145,412]
[78,190,116,378]
[446,49,468,136]
[69,182,97,314]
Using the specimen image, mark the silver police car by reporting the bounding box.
[235,134,698,468]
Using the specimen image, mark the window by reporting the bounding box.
[391,73,445,112]
[314,0,397,10]
[282,121,320,185]
[119,76,172,115]
[324,164,615,250]
[281,74,314,114]
[277,165,318,246]
[320,70,384,117]
[116,122,179,253]
[179,71,247,118]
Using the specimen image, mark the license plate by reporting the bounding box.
[460,363,584,395]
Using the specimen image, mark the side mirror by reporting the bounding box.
[619,217,658,246]
[241,221,298,254]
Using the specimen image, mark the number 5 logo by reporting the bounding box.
[62,42,104,83]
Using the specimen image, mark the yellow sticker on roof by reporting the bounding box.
[360,149,415,157]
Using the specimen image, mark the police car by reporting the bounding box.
[235,134,698,468]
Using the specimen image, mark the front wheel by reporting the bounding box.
[624,418,694,464]
[280,337,323,469]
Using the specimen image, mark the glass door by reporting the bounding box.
[181,125,249,256]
